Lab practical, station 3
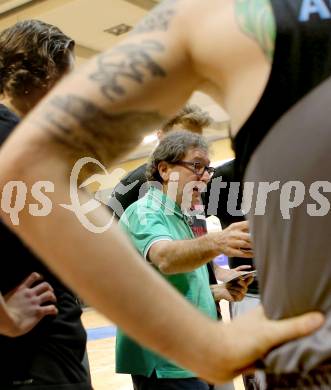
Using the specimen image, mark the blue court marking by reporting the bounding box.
[87,325,117,341]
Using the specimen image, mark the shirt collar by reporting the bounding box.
[147,185,183,217]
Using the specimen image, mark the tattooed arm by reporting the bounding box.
[0,0,323,383]
[235,0,276,61]
[30,2,203,169]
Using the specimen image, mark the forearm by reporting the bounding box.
[150,235,220,274]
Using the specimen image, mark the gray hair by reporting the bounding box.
[146,130,209,183]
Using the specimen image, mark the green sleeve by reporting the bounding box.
[119,205,173,259]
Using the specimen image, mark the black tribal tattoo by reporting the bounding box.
[44,94,166,165]
[90,40,166,102]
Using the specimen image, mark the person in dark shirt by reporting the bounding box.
[206,159,260,389]
[0,20,90,389]
[206,159,259,299]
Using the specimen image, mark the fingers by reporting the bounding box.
[38,304,58,317]
[226,276,253,299]
[212,285,235,302]
[231,221,250,232]
[227,288,245,301]
[38,291,57,304]
[228,224,253,249]
[225,285,241,293]
[237,232,251,242]
[244,276,255,286]
[225,278,248,300]
[234,276,254,288]
[230,249,254,258]
[32,281,54,295]
[234,278,249,288]
[265,312,325,348]
[21,272,43,288]
[227,282,248,299]
[236,239,252,249]
[234,265,252,272]
[217,224,254,258]
[227,279,246,290]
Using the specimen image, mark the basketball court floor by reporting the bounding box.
[82,302,245,390]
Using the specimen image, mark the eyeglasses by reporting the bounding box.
[174,160,216,177]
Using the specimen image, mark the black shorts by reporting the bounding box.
[260,366,331,389]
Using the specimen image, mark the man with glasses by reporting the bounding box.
[108,105,251,320]
[117,130,253,390]
[175,160,216,176]
[108,104,212,220]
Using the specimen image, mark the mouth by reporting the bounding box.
[192,183,207,194]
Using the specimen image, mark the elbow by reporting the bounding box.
[149,244,178,275]
[159,261,177,275]
[157,256,178,275]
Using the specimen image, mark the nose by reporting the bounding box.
[199,168,211,183]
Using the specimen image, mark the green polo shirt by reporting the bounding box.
[116,186,218,378]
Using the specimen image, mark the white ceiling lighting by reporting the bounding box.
[142,133,158,145]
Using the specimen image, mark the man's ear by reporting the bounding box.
[158,161,170,182]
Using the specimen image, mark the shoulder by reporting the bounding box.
[119,191,166,229]
[213,160,236,181]
[120,164,147,185]
[110,164,148,218]
[119,193,149,223]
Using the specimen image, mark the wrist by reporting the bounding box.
[210,284,219,302]
[0,314,17,337]
[203,233,221,259]
[201,321,234,383]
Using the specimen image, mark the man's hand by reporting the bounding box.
[207,307,325,383]
[214,264,252,282]
[210,277,251,302]
[0,272,58,337]
[211,221,254,258]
